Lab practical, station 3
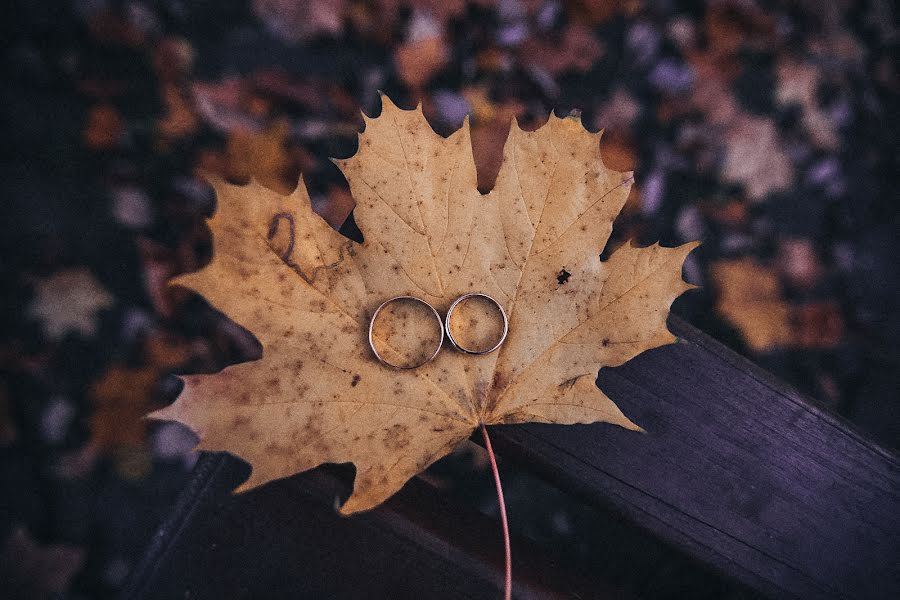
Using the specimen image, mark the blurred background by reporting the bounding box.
[1,0,897,597]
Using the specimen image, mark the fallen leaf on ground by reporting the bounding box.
[793,302,844,349]
[395,36,449,92]
[28,268,114,341]
[153,95,697,513]
[519,24,603,74]
[722,113,792,202]
[226,121,295,195]
[156,84,199,143]
[594,89,641,134]
[713,259,844,351]
[90,365,163,451]
[89,330,190,453]
[776,58,838,150]
[777,237,822,291]
[193,78,258,133]
[84,104,124,150]
[253,0,346,43]
[711,258,792,351]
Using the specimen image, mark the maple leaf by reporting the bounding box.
[156,83,199,144]
[395,36,448,92]
[519,24,603,75]
[28,268,114,341]
[83,104,124,150]
[711,258,792,351]
[775,58,838,150]
[0,380,16,446]
[152,96,697,514]
[712,258,843,352]
[91,365,164,451]
[253,0,346,43]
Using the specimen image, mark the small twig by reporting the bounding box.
[480,422,511,600]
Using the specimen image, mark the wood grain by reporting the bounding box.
[124,317,900,599]
[490,317,900,598]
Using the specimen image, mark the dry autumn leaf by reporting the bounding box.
[91,365,164,451]
[711,258,792,351]
[712,258,844,352]
[226,120,294,195]
[91,331,191,451]
[462,86,525,192]
[395,36,449,92]
[83,103,125,150]
[722,113,792,202]
[776,58,838,150]
[28,268,114,341]
[156,84,199,144]
[519,24,603,75]
[152,95,697,514]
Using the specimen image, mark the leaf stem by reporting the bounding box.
[480,422,511,600]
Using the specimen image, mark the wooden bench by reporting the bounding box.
[122,318,900,599]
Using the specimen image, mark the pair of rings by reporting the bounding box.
[368,293,509,369]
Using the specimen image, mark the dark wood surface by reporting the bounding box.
[124,317,900,600]
[492,318,900,599]
[122,454,632,600]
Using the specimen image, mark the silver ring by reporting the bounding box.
[368,296,444,369]
[444,293,509,355]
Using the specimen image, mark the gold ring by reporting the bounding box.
[368,296,444,369]
[444,293,509,355]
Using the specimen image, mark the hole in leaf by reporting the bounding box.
[339,211,364,243]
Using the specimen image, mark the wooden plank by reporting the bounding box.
[490,317,900,599]
[121,454,620,600]
[125,317,900,599]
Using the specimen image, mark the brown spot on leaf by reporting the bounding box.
[231,414,251,429]
[382,423,411,451]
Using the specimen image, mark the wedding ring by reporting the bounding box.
[368,296,444,369]
[444,293,509,355]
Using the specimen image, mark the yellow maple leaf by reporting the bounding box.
[711,258,793,352]
[152,96,697,514]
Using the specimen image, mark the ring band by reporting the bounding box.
[445,293,509,355]
[369,296,444,369]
